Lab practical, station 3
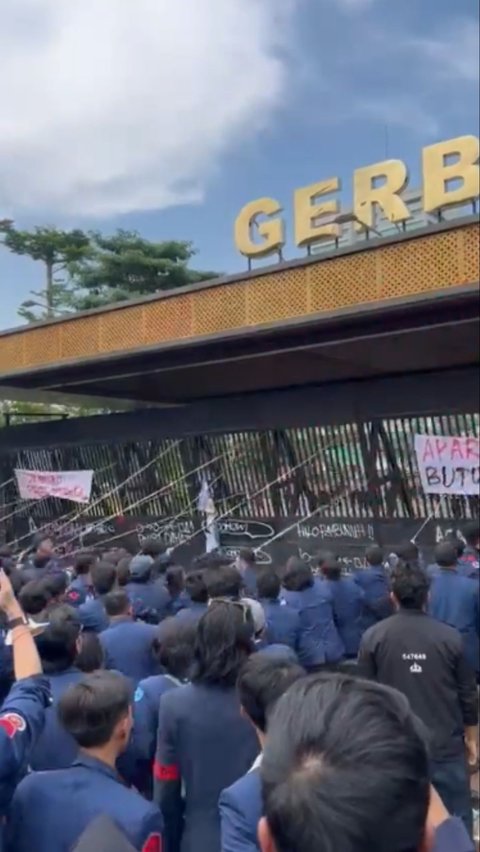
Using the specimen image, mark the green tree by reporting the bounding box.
[68,230,218,310]
[0,223,91,321]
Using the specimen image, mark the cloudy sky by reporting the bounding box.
[0,0,478,327]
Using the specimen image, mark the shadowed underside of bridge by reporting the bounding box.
[0,217,478,430]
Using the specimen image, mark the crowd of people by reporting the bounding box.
[0,520,478,852]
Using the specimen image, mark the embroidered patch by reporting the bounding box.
[0,713,27,738]
[134,687,145,702]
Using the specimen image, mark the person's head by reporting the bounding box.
[391,562,429,612]
[434,541,458,569]
[75,631,105,673]
[152,618,196,680]
[257,570,281,602]
[193,599,254,687]
[58,671,132,756]
[282,558,313,592]
[19,579,52,616]
[463,520,480,550]
[141,538,166,559]
[116,557,131,587]
[32,535,54,565]
[205,565,243,600]
[185,570,208,604]
[320,556,342,581]
[236,548,256,572]
[128,555,153,585]
[166,565,185,598]
[104,590,132,620]
[238,655,304,745]
[314,550,336,572]
[445,534,465,559]
[74,551,97,577]
[35,604,82,674]
[243,598,266,640]
[394,541,419,563]
[43,572,68,604]
[365,545,384,567]
[90,561,117,596]
[259,674,430,852]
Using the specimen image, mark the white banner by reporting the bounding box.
[414,435,480,496]
[15,469,94,504]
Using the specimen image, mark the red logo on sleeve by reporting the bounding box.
[153,761,180,782]
[142,834,162,852]
[0,713,27,739]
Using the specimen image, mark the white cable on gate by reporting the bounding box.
[170,440,341,553]
[0,477,14,492]
[252,488,351,555]
[62,451,229,551]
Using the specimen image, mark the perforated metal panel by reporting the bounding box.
[0,221,478,374]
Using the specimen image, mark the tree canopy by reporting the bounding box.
[1,223,219,322]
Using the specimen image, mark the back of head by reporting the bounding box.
[434,540,458,569]
[185,570,208,604]
[104,590,131,619]
[320,556,342,582]
[166,565,185,597]
[43,572,68,602]
[282,558,313,592]
[315,550,336,571]
[36,604,82,674]
[463,520,480,548]
[239,547,256,567]
[257,569,281,601]
[128,555,153,584]
[153,618,196,680]
[193,599,253,687]
[91,561,117,596]
[19,578,52,616]
[394,541,419,563]
[74,551,97,576]
[116,556,131,587]
[205,565,242,600]
[238,654,304,734]
[365,544,384,567]
[58,671,132,749]
[391,561,429,611]
[261,674,429,852]
[75,631,105,673]
[141,538,166,559]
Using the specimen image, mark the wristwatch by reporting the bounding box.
[6,615,29,630]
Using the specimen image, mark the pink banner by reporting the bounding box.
[15,469,93,504]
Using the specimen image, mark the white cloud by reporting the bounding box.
[358,97,441,137]
[0,0,298,217]
[409,18,479,84]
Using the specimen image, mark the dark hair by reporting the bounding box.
[365,545,384,567]
[463,520,479,547]
[33,534,53,551]
[185,570,208,604]
[391,562,429,611]
[434,541,458,568]
[74,551,97,576]
[320,557,342,581]
[193,552,232,571]
[36,605,81,674]
[91,561,117,596]
[394,541,419,563]
[116,557,131,587]
[104,590,131,617]
[315,550,336,570]
[445,534,465,558]
[166,566,185,598]
[19,579,52,616]
[58,671,131,748]
[75,631,105,673]
[239,548,256,566]
[43,572,68,600]
[282,558,313,592]
[238,655,304,734]
[193,601,253,687]
[257,570,281,601]
[152,619,196,680]
[262,674,429,852]
[141,538,166,558]
[205,565,242,599]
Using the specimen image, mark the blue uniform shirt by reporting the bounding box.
[0,676,50,817]
[260,598,300,651]
[175,602,208,626]
[65,576,93,608]
[7,753,163,852]
[429,568,479,674]
[433,817,475,852]
[154,682,259,852]
[281,580,344,669]
[125,580,171,622]
[353,565,392,630]
[100,619,157,686]
[219,766,262,852]
[30,667,85,771]
[321,576,365,657]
